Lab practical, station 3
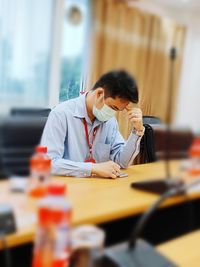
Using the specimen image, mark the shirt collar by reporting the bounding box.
[73,93,102,127]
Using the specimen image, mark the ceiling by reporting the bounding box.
[145,0,200,11]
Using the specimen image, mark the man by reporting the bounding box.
[41,70,145,179]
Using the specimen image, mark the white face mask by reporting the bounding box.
[93,103,116,122]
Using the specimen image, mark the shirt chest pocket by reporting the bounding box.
[94,143,111,163]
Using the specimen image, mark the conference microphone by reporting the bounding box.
[131,47,184,194]
[93,178,200,267]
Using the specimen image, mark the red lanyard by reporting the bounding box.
[83,118,98,163]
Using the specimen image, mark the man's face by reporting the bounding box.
[104,96,130,111]
[94,89,130,112]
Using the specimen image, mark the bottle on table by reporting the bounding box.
[188,137,200,178]
[28,146,51,197]
[32,182,72,267]
[70,225,105,267]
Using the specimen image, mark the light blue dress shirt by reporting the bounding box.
[41,94,142,177]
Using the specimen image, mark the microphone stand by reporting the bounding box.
[131,47,182,194]
[165,47,177,178]
[130,179,187,248]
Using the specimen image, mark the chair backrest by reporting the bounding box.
[134,124,156,164]
[134,116,161,164]
[153,125,194,160]
[0,116,47,178]
[134,125,194,164]
[10,108,51,117]
[143,116,162,125]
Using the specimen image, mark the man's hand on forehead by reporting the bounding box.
[125,102,138,110]
[124,104,144,133]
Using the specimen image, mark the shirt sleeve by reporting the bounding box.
[40,110,93,177]
[109,119,143,168]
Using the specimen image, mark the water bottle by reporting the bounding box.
[29,146,51,197]
[188,138,200,178]
[32,182,72,267]
[70,225,105,267]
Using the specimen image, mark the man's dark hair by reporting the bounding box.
[92,70,138,103]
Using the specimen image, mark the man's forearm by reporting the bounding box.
[112,133,142,168]
[51,158,93,177]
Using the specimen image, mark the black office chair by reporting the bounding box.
[10,108,51,117]
[0,116,47,179]
[153,126,194,160]
[133,116,161,164]
[134,124,157,165]
[134,124,194,165]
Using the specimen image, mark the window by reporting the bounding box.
[59,0,90,102]
[0,0,54,111]
[0,0,90,114]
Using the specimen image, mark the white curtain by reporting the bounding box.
[0,0,53,111]
[175,27,200,134]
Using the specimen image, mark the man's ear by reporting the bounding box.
[95,88,104,99]
[94,88,105,109]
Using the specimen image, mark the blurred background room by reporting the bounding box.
[1,0,200,267]
[0,0,199,133]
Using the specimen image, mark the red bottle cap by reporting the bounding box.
[193,138,200,146]
[48,183,66,195]
[35,146,47,153]
[189,138,200,157]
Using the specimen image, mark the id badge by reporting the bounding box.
[85,158,96,163]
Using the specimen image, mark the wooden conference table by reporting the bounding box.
[1,160,200,250]
[157,230,200,267]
